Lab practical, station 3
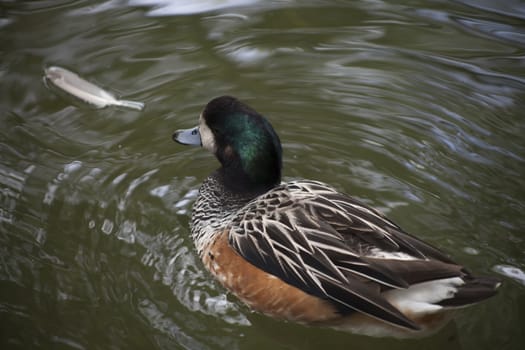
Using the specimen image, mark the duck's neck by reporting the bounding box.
[218,144,281,196]
[191,170,262,255]
[220,162,279,196]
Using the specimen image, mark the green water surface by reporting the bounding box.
[1,1,524,349]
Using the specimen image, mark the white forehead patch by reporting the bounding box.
[199,113,216,153]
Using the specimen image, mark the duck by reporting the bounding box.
[172,95,501,338]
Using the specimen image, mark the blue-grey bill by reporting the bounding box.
[173,126,201,146]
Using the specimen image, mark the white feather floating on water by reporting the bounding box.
[44,66,145,111]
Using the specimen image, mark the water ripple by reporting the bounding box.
[129,0,261,16]
[1,1,524,349]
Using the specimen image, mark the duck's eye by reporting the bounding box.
[191,129,198,135]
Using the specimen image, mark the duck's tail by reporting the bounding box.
[438,275,501,307]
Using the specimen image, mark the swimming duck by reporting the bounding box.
[172,96,501,338]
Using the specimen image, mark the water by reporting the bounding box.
[1,1,524,349]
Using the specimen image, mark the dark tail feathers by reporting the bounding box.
[438,275,502,307]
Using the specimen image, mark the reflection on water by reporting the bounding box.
[1,0,524,349]
[494,265,525,286]
[130,0,261,16]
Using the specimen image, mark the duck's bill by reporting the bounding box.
[173,126,201,146]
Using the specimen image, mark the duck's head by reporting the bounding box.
[173,96,282,193]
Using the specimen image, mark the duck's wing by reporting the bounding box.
[228,180,464,330]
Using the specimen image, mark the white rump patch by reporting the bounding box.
[385,277,465,315]
[368,248,417,261]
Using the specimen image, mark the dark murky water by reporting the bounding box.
[1,1,524,349]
